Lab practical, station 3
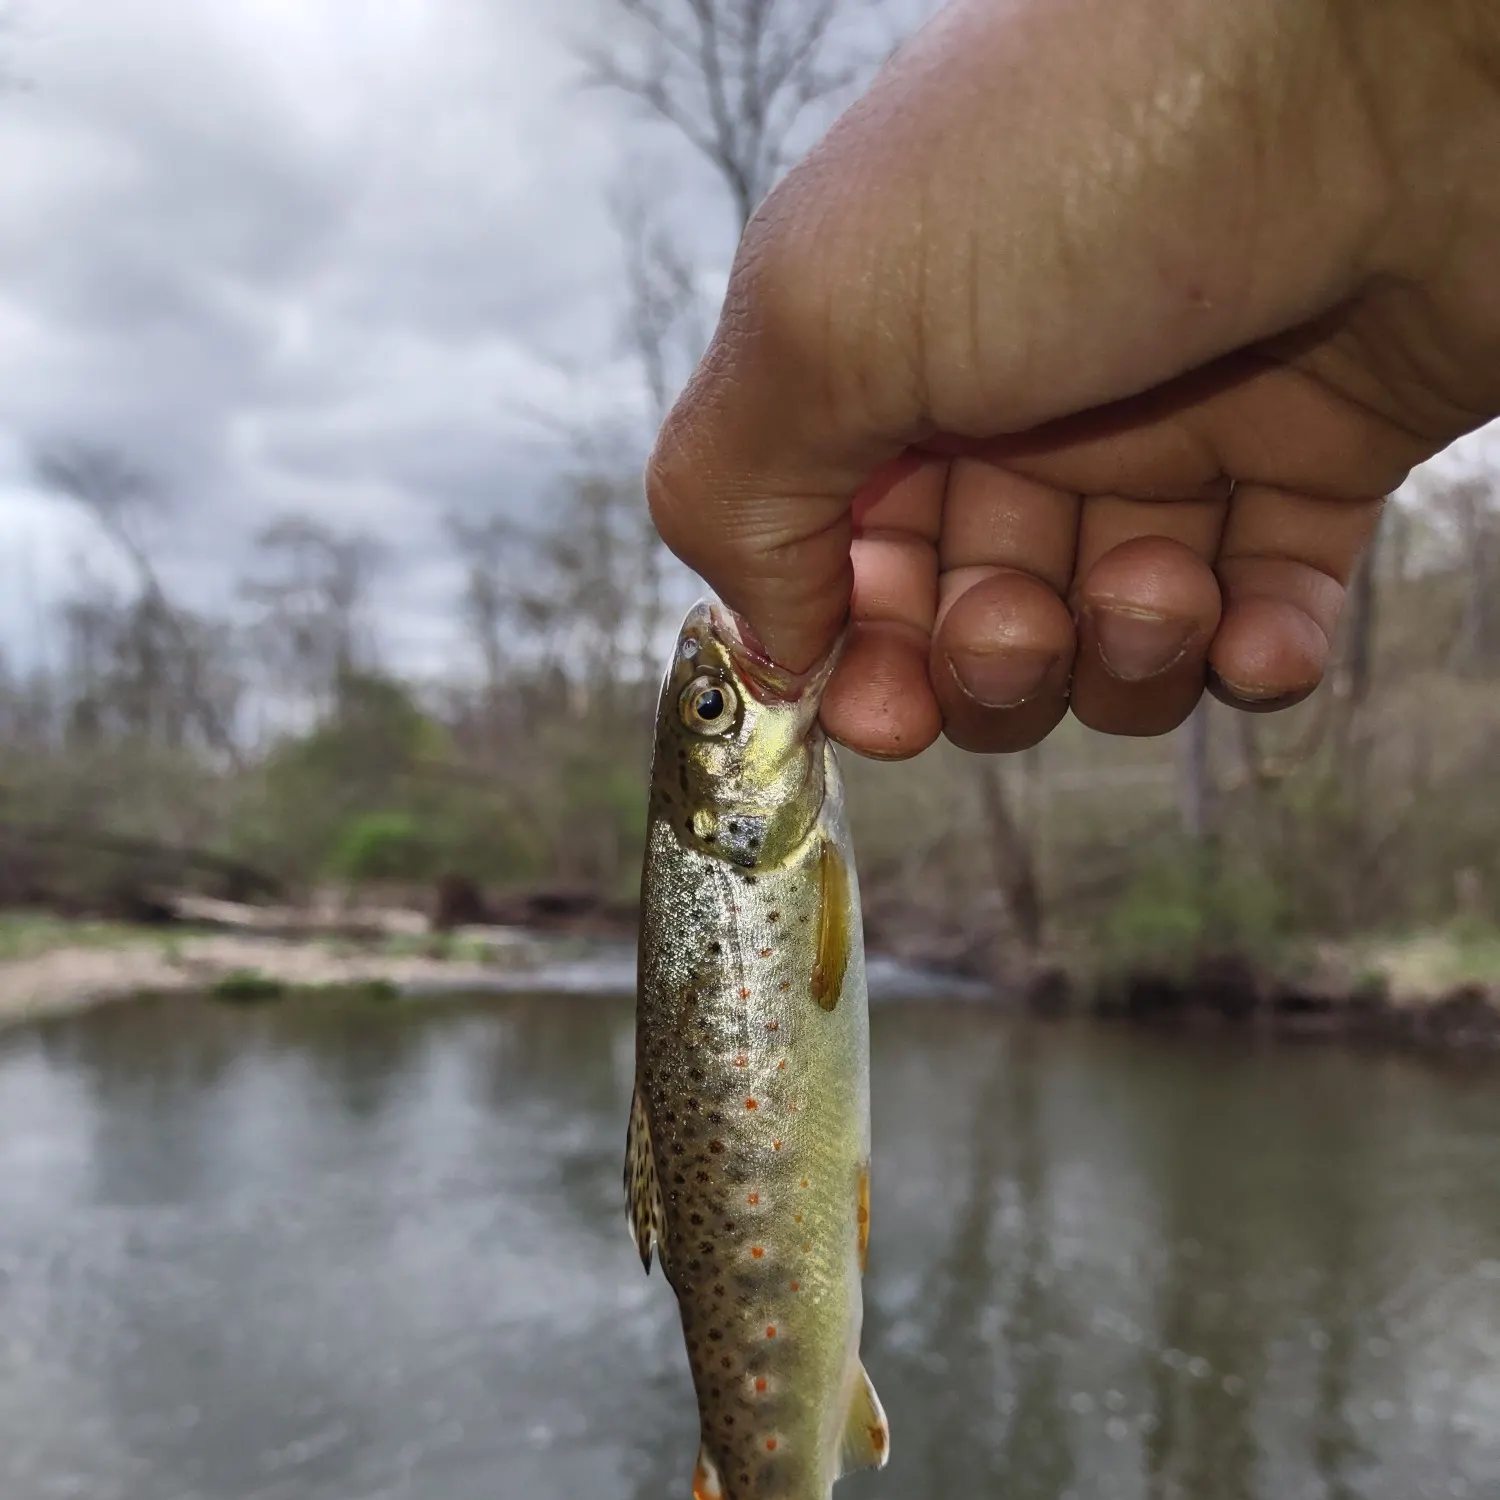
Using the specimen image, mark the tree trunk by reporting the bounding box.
[975,762,1044,959]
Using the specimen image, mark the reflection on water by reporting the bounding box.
[2,994,1497,1500]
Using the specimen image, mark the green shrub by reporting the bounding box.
[210,969,286,1004]
[329,812,437,883]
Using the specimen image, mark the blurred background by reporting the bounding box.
[0,3,1497,1498]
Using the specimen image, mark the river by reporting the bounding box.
[1,991,1497,1499]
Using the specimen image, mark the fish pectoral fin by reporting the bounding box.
[624,1087,668,1276]
[837,1362,891,1476]
[691,1446,724,1499]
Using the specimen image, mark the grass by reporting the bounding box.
[210,969,287,1004]
[0,912,150,963]
[1347,922,1500,998]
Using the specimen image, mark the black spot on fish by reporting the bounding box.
[709,1140,725,1154]
[709,941,722,955]
[709,1329,723,1342]
[690,1213,703,1225]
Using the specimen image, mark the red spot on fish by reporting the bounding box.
[793,1214,802,1224]
[735,1055,748,1068]
[765,1021,779,1032]
[759,948,772,958]
[789,1280,800,1292]
[751,1246,764,1259]
[800,1178,809,1188]
[772,1141,783,1151]
[738,987,751,999]
[778,980,791,992]
[765,1438,778,1453]
[765,1325,777,1339]
[745,1098,759,1110]
[858,1165,871,1271]
[871,1426,886,1452]
[777,1059,787,1071]
[754,1377,768,1393]
[747,1192,760,1206]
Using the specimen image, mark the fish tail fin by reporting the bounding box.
[624,1086,666,1275]
[837,1361,890,1476]
[692,1446,724,1499]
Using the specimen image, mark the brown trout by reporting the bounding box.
[627,600,889,1500]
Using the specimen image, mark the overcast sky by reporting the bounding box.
[0,0,1494,680]
[0,0,717,673]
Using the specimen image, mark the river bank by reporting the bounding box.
[3,910,1500,1052]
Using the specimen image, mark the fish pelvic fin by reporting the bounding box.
[692,1446,724,1499]
[625,1086,667,1276]
[837,1362,891,1476]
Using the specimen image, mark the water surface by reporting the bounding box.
[1,994,1497,1499]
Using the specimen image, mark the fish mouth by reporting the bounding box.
[707,602,846,720]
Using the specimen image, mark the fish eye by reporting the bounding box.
[680,675,738,736]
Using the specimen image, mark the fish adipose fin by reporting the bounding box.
[625,1087,668,1275]
[838,1363,891,1476]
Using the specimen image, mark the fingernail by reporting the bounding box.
[947,646,1058,709]
[1091,609,1194,682]
[1207,669,1313,712]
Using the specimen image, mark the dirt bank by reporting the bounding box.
[0,926,538,1030]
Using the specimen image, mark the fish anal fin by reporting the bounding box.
[838,1362,890,1476]
[811,838,850,1011]
[692,1446,724,1499]
[625,1087,668,1276]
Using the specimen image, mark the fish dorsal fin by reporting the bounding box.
[838,1362,891,1476]
[625,1087,668,1276]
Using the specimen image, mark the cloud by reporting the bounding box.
[0,0,662,671]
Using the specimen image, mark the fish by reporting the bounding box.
[626,599,889,1500]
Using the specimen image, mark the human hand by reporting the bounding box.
[647,0,1500,756]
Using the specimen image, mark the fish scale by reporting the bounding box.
[627,601,889,1500]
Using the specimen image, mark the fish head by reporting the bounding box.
[650,599,844,871]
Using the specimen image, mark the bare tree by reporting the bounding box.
[239,516,386,717]
[447,513,526,696]
[584,0,880,233]
[34,442,243,758]
[1432,477,1500,675]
